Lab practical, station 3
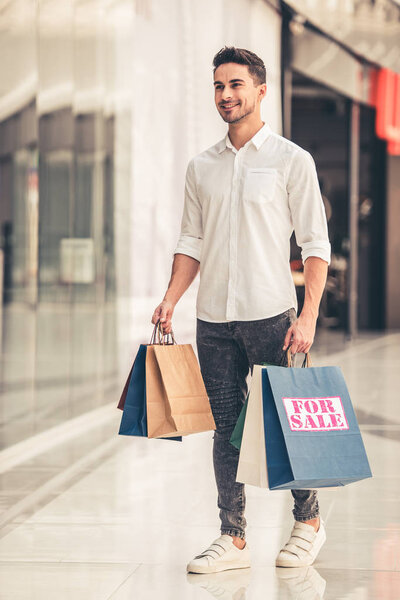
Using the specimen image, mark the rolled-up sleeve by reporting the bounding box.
[173,159,203,262]
[287,149,331,265]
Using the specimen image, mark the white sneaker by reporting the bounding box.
[186,534,251,574]
[275,520,326,568]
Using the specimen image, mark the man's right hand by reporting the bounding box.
[151,299,175,335]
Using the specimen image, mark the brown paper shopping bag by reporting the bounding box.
[146,322,216,438]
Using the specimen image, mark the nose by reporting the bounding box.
[221,87,233,102]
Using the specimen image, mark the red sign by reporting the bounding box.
[374,68,400,156]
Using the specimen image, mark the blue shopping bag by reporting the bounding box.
[261,364,372,489]
[118,344,182,442]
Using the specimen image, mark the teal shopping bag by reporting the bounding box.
[230,393,248,451]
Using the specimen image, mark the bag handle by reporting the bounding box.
[149,320,176,345]
[286,348,312,368]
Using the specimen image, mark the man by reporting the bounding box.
[151,46,330,574]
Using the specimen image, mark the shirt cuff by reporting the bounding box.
[173,235,202,262]
[301,240,331,266]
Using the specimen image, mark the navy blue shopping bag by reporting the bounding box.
[118,344,182,442]
[261,364,372,489]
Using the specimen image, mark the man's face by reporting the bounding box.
[213,62,265,124]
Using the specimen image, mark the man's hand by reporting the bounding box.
[283,313,317,355]
[151,299,175,334]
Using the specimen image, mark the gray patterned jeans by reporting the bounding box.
[196,307,319,540]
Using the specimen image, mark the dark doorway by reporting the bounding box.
[358,105,386,329]
[290,71,386,331]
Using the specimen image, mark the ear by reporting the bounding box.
[259,83,267,100]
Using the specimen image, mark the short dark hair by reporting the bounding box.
[212,46,266,86]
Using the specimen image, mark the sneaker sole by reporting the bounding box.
[187,560,251,574]
[275,529,327,568]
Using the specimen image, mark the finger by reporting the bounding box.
[289,330,301,353]
[152,306,161,323]
[162,321,171,334]
[161,308,173,324]
[297,341,307,354]
[301,338,313,353]
[160,316,172,329]
[304,342,312,354]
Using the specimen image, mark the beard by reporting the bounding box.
[219,100,256,123]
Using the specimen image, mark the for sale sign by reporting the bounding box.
[282,397,349,432]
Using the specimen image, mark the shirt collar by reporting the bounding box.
[217,122,272,154]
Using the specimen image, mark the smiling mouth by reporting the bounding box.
[221,103,240,110]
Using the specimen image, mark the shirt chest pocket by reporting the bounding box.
[242,168,278,204]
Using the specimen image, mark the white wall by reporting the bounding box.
[127,0,283,304]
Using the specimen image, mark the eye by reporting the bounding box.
[215,85,223,90]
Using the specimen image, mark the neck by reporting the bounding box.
[227,117,264,151]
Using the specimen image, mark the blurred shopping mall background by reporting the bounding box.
[0,2,399,593]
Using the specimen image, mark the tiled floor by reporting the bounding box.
[0,304,399,599]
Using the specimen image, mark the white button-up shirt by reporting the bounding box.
[173,122,331,323]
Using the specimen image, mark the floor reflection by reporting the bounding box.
[276,566,326,600]
[187,567,252,599]
[186,566,326,600]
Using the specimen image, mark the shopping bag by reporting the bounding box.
[230,362,272,451]
[263,360,372,489]
[117,325,183,441]
[236,351,372,489]
[236,364,269,488]
[118,344,148,437]
[146,327,216,438]
[230,393,248,451]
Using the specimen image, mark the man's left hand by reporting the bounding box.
[283,314,317,355]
